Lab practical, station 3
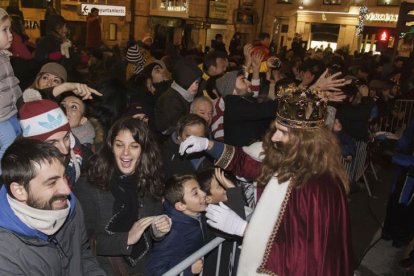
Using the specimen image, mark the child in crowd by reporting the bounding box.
[60,92,95,148]
[146,174,206,276]
[197,167,247,217]
[0,8,22,173]
[333,118,356,162]
[196,168,246,276]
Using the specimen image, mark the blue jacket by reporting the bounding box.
[146,200,206,276]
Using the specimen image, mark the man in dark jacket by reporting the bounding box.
[0,139,104,275]
[154,58,202,136]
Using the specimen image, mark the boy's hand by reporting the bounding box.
[127,217,155,245]
[191,259,203,274]
[151,215,172,238]
[215,168,235,189]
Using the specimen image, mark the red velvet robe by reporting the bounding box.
[221,148,354,275]
[256,175,354,275]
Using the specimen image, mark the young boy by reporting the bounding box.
[146,175,206,276]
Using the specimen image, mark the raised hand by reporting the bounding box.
[251,51,264,70]
[312,69,346,92]
[214,168,235,189]
[243,43,254,67]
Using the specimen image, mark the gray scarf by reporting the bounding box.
[7,194,70,235]
[171,81,195,103]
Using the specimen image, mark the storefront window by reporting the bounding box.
[377,0,400,6]
[277,0,293,4]
[21,0,46,8]
[323,0,341,5]
[160,0,188,12]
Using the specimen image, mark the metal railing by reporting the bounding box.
[375,99,414,135]
[162,237,236,276]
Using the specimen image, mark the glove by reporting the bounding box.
[179,135,209,155]
[206,202,247,237]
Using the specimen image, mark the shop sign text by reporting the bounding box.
[365,12,398,22]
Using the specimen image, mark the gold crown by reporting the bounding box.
[276,84,327,129]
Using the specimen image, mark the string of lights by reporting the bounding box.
[356,6,369,36]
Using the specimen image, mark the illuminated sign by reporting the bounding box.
[379,30,389,41]
[365,12,398,22]
[80,4,126,16]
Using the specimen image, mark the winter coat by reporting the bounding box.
[146,200,206,276]
[224,95,277,147]
[73,176,163,275]
[154,85,191,134]
[0,51,22,122]
[0,187,104,275]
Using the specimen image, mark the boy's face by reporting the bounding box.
[0,18,12,50]
[179,123,205,142]
[206,176,227,204]
[181,179,207,216]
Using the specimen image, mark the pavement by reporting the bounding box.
[349,157,414,275]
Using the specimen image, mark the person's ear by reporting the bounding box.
[175,201,186,212]
[9,182,28,202]
[80,116,88,125]
[206,195,213,204]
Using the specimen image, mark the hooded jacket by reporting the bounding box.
[0,186,104,275]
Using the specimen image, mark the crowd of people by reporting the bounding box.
[1,3,414,275]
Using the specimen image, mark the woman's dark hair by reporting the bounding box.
[10,15,25,38]
[176,114,208,137]
[195,168,215,196]
[88,117,164,199]
[45,14,66,35]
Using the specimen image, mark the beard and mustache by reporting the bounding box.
[26,194,69,210]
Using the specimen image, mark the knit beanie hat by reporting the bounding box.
[142,60,165,79]
[19,99,70,141]
[216,71,241,97]
[172,59,202,90]
[0,8,8,20]
[38,62,67,82]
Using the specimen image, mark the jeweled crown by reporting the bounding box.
[276,84,327,129]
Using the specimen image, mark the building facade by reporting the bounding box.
[1,0,404,54]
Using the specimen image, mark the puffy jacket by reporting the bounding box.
[0,51,22,121]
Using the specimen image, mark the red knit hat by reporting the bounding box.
[19,99,70,141]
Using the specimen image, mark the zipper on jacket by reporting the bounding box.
[48,236,68,258]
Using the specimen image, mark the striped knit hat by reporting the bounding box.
[126,44,145,75]
[19,99,70,141]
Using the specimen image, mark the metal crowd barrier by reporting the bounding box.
[377,99,414,134]
[162,237,233,276]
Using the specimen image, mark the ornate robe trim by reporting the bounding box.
[237,178,290,276]
[256,185,293,275]
[215,143,235,169]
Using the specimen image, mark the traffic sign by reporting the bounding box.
[80,4,126,16]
